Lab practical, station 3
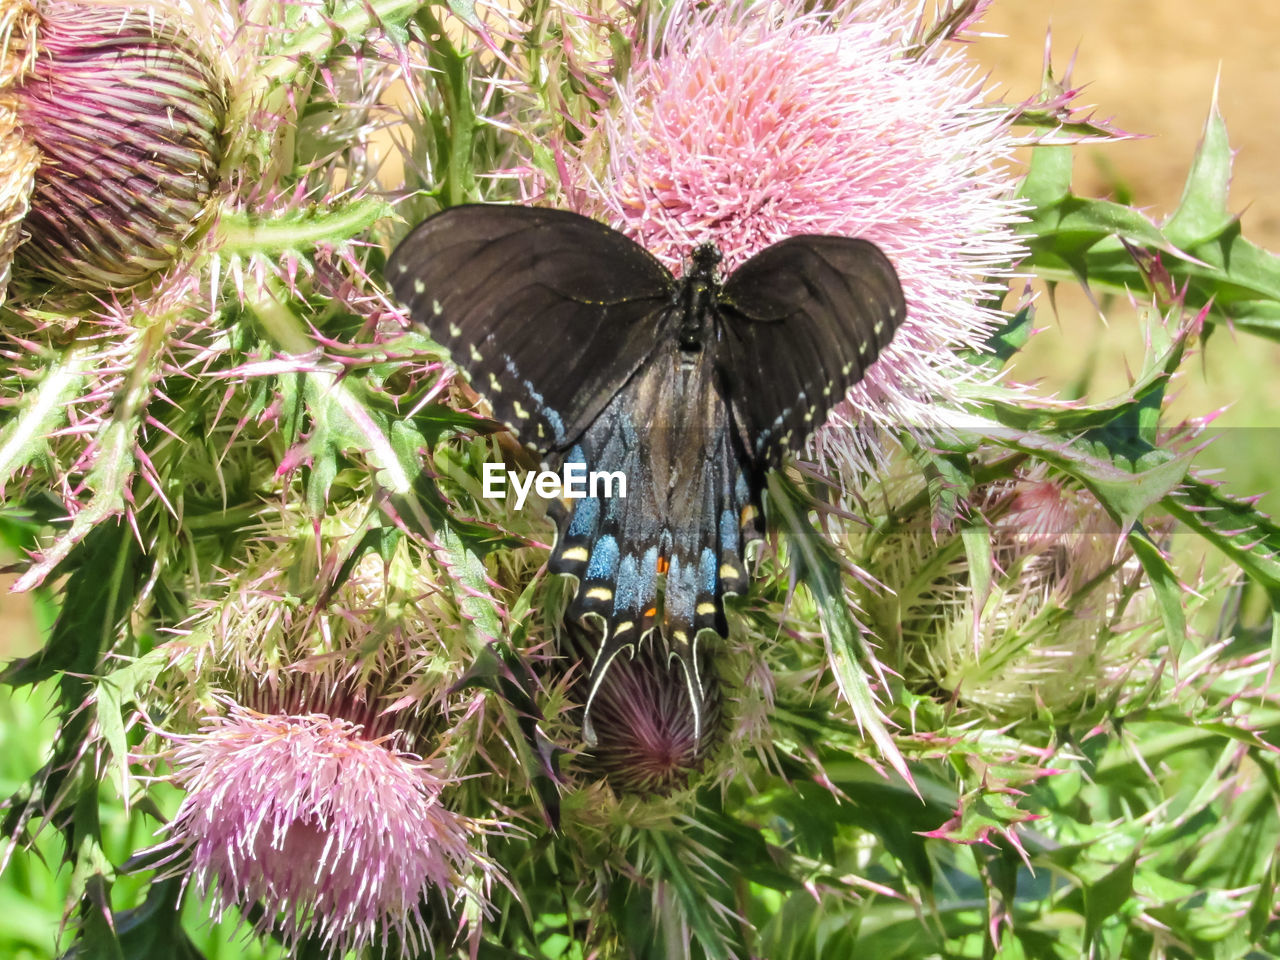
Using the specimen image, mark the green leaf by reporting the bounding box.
[1248,849,1279,942]
[218,197,392,255]
[766,472,915,792]
[1018,144,1073,209]
[94,648,171,800]
[1164,479,1280,666]
[0,341,93,495]
[1164,91,1235,247]
[988,426,1190,529]
[647,830,735,960]
[1082,849,1139,947]
[1019,120,1280,342]
[2,521,139,688]
[965,305,1035,372]
[67,875,124,960]
[1126,525,1187,659]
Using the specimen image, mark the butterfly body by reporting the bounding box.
[389,205,906,742]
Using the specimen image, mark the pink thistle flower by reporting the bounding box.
[554,0,1026,468]
[159,698,495,958]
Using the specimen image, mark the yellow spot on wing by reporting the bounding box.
[562,546,590,563]
[585,586,613,602]
[696,602,717,617]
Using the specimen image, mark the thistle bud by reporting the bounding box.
[577,629,723,796]
[0,0,226,297]
[906,473,1150,720]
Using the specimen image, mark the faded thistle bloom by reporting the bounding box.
[550,0,1025,468]
[0,0,226,299]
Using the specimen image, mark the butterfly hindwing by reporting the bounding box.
[388,204,678,454]
[716,235,907,467]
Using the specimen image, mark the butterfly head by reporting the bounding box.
[687,243,722,283]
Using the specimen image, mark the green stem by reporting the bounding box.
[417,5,477,205]
[216,196,391,255]
[0,340,94,490]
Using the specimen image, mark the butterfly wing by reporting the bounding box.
[388,204,678,454]
[550,346,756,746]
[716,235,907,467]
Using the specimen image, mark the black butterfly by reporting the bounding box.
[388,204,906,743]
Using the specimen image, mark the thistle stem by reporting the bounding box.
[0,339,94,492]
[215,197,390,256]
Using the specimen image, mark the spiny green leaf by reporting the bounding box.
[2,521,139,688]
[0,341,92,496]
[767,472,916,792]
[1126,524,1187,659]
[1020,127,1280,341]
[646,830,735,960]
[963,305,1035,372]
[1018,144,1072,209]
[1164,91,1235,248]
[1082,848,1139,947]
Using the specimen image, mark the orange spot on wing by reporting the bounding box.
[643,606,658,619]
[656,556,669,575]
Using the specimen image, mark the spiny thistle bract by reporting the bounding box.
[0,0,1279,958]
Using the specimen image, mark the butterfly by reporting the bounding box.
[388,204,906,744]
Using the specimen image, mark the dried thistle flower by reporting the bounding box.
[0,0,226,296]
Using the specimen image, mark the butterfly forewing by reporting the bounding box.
[388,204,678,454]
[717,235,907,468]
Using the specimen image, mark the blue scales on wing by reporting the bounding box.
[547,345,762,744]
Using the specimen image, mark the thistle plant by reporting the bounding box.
[1,2,1280,959]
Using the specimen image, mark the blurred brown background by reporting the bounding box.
[3,2,1278,657]
[974,1,1280,248]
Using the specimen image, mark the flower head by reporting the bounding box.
[0,0,226,296]
[891,468,1157,719]
[162,697,490,957]
[553,0,1025,466]
[576,631,722,796]
[144,502,506,956]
